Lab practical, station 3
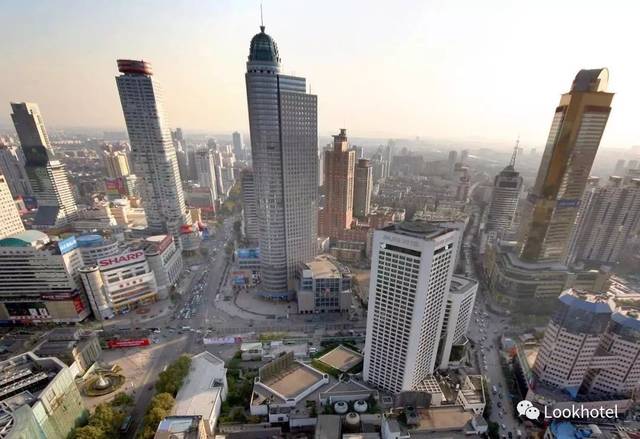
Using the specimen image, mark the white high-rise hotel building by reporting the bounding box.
[116,60,190,243]
[245,26,318,293]
[195,148,219,201]
[364,222,461,393]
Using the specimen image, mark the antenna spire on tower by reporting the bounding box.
[260,2,264,32]
[510,136,519,168]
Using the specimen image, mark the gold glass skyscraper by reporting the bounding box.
[519,69,613,263]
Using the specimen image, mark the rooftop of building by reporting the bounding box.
[173,352,226,421]
[314,415,341,439]
[260,361,322,399]
[252,352,329,407]
[318,378,377,403]
[449,275,478,295]
[412,406,474,433]
[302,254,351,280]
[75,234,105,247]
[415,376,443,395]
[117,59,153,75]
[500,247,570,271]
[611,308,640,331]
[248,26,280,64]
[317,345,363,373]
[382,221,454,240]
[546,421,606,439]
[0,352,65,405]
[0,230,49,248]
[559,289,614,315]
[571,68,609,93]
[155,416,204,439]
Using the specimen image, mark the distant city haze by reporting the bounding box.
[2,0,638,149]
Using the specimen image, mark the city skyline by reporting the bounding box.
[2,0,640,150]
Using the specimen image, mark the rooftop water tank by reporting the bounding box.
[353,400,368,413]
[334,401,348,414]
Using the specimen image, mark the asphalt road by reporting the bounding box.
[126,218,235,438]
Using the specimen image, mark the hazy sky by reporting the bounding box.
[2,0,639,150]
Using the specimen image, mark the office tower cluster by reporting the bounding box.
[104,150,130,178]
[485,69,615,310]
[567,176,640,267]
[354,158,373,218]
[363,222,476,393]
[245,25,318,295]
[315,129,375,265]
[532,287,640,400]
[320,129,356,239]
[11,102,78,228]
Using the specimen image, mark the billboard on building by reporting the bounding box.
[98,249,145,270]
[107,338,150,349]
[57,236,78,255]
[105,177,126,196]
[4,302,50,321]
[237,248,260,259]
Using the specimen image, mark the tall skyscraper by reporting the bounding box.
[115,60,190,242]
[0,174,25,239]
[245,26,318,293]
[0,141,32,198]
[447,150,457,176]
[485,146,523,236]
[352,145,364,160]
[232,131,244,160]
[614,159,626,176]
[320,129,355,239]
[171,128,189,182]
[10,102,78,227]
[194,148,219,200]
[104,150,130,178]
[519,69,613,263]
[567,176,640,266]
[363,222,460,393]
[438,275,477,370]
[353,158,373,219]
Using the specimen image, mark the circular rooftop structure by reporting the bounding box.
[248,26,281,64]
[117,59,153,75]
